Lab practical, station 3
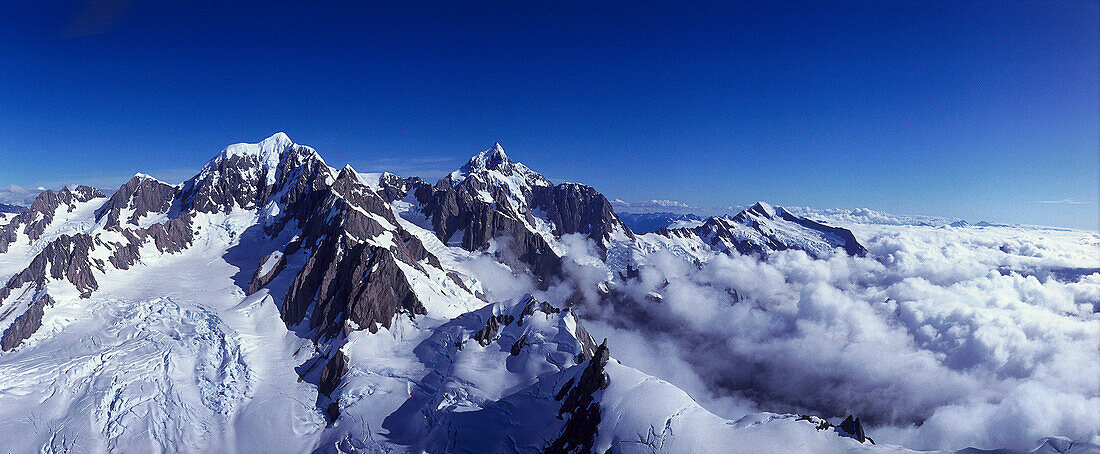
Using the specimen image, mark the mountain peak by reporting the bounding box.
[265,131,292,144]
[131,172,164,183]
[217,132,295,163]
[197,132,314,187]
[465,142,512,172]
[448,143,548,187]
[746,201,777,218]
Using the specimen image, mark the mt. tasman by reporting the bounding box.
[0,134,1095,454]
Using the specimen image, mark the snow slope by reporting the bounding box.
[0,134,1095,454]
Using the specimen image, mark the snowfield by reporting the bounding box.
[0,134,1096,454]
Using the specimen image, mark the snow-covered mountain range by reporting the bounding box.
[0,134,1096,453]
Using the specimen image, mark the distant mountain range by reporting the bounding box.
[618,212,702,233]
[0,203,27,214]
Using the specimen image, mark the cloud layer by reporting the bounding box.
[0,185,46,206]
[610,199,698,214]
[533,224,1099,451]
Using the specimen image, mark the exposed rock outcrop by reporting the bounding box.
[248,251,286,295]
[283,234,427,338]
[104,212,196,270]
[95,175,178,228]
[318,348,349,397]
[392,145,633,281]
[547,339,610,453]
[0,285,53,351]
[518,297,562,325]
[0,185,105,253]
[838,415,873,444]
[180,153,268,214]
[0,233,104,301]
[408,176,563,279]
[509,333,527,355]
[317,347,350,422]
[795,414,875,444]
[473,313,514,346]
[179,132,331,223]
[531,182,634,245]
[278,168,437,339]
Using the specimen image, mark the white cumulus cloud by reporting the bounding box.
[0,185,47,206]
[536,222,1100,451]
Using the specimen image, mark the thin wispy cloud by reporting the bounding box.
[0,185,47,206]
[1036,199,1093,205]
[350,156,461,180]
[611,199,699,214]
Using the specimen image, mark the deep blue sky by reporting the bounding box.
[2,1,1097,229]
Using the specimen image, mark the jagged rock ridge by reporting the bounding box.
[658,201,867,259]
[377,144,633,283]
[0,134,918,453]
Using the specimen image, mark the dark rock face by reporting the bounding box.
[693,216,777,257]
[796,414,834,431]
[104,212,196,270]
[799,414,874,444]
[23,186,103,239]
[473,313,514,346]
[247,251,286,295]
[0,185,105,253]
[547,339,610,454]
[518,297,561,325]
[318,348,349,397]
[531,182,634,245]
[285,239,426,338]
[373,173,416,203]
[179,135,331,223]
[278,169,437,340]
[260,150,336,238]
[0,233,104,302]
[391,146,633,281]
[570,317,600,363]
[409,176,563,279]
[0,286,53,351]
[510,333,527,355]
[95,175,179,228]
[838,415,873,444]
[180,153,268,214]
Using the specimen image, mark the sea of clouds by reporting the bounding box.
[477,221,1100,451]
[0,184,45,206]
